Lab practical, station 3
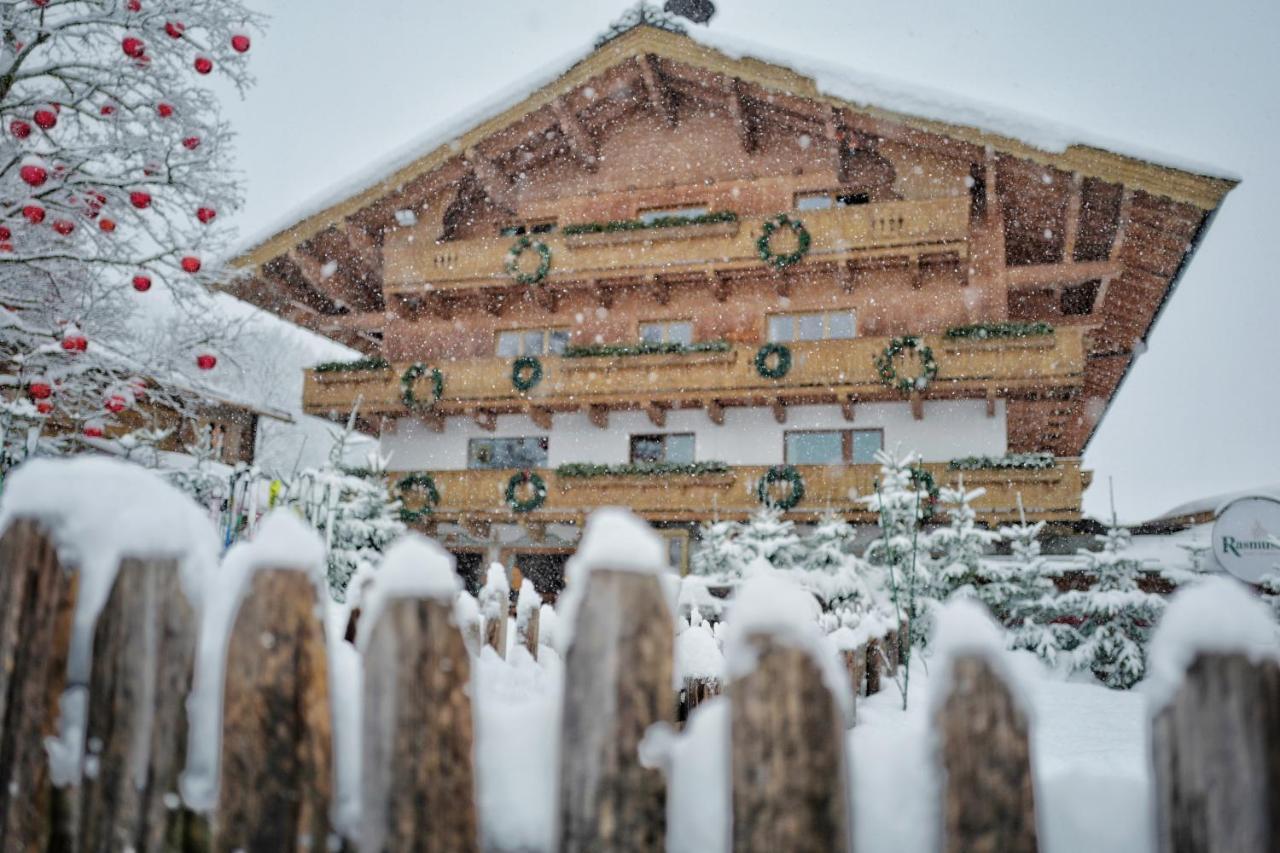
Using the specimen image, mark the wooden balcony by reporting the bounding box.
[384,197,970,294]
[302,328,1087,421]
[399,459,1087,525]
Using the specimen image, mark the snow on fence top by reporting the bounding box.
[358,534,459,650]
[927,598,1032,717]
[1144,576,1280,709]
[0,457,219,683]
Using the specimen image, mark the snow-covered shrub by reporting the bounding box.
[690,518,743,578]
[931,484,1000,603]
[992,518,1066,664]
[736,504,805,569]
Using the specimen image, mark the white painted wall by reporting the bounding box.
[382,399,1006,470]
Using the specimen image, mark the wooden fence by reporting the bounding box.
[0,516,1275,852]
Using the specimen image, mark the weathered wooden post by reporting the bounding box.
[883,627,900,674]
[361,547,478,853]
[557,512,675,853]
[78,557,200,851]
[214,568,333,852]
[865,637,882,695]
[455,590,483,656]
[515,581,541,660]
[480,563,509,659]
[842,645,867,700]
[682,675,722,718]
[1152,654,1280,852]
[729,578,852,853]
[0,519,78,850]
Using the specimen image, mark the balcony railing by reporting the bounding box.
[302,328,1086,419]
[383,197,970,294]
[396,459,1087,525]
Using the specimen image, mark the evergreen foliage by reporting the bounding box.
[165,425,230,513]
[931,484,1001,603]
[992,518,1065,663]
[735,504,805,570]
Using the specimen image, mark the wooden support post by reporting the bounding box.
[712,275,732,303]
[707,400,726,426]
[529,406,554,430]
[588,404,609,430]
[361,597,478,852]
[479,565,508,659]
[841,396,856,422]
[1152,652,1280,853]
[842,645,867,701]
[771,399,787,425]
[552,98,599,172]
[1062,172,1083,262]
[638,53,678,127]
[910,392,924,421]
[79,558,200,851]
[0,520,77,851]
[731,640,851,852]
[646,402,668,428]
[681,676,722,721]
[865,637,882,695]
[986,389,997,417]
[937,655,1038,853]
[558,569,674,852]
[215,569,333,852]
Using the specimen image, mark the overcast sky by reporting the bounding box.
[217,0,1279,523]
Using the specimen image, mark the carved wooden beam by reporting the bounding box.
[529,406,554,430]
[533,286,559,314]
[484,291,506,317]
[911,392,924,421]
[551,98,599,172]
[1004,260,1119,290]
[652,279,671,306]
[474,410,497,432]
[646,403,668,428]
[841,397,856,422]
[464,149,516,213]
[428,293,454,321]
[712,275,732,303]
[724,78,757,154]
[260,258,341,315]
[986,389,997,418]
[594,283,614,310]
[706,400,725,426]
[771,399,787,425]
[1062,172,1083,262]
[588,404,609,429]
[418,411,445,434]
[638,53,678,127]
[316,312,387,334]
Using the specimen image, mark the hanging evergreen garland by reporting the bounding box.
[754,342,792,379]
[396,473,440,523]
[401,363,444,411]
[756,213,811,269]
[874,336,938,393]
[909,466,940,520]
[756,464,806,510]
[505,470,547,513]
[511,356,543,392]
[505,236,552,285]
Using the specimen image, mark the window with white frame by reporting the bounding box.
[496,328,570,357]
[639,320,694,346]
[630,433,695,464]
[467,436,549,469]
[767,310,856,343]
[637,205,709,224]
[784,429,883,465]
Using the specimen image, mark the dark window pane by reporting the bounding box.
[631,435,664,463]
[836,192,870,206]
[547,330,569,355]
[786,431,843,464]
[666,434,695,463]
[851,430,883,463]
[469,437,548,469]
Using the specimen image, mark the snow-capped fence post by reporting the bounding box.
[682,675,721,717]
[841,646,867,700]
[728,578,852,853]
[865,637,882,695]
[558,511,675,853]
[0,519,77,850]
[214,568,333,851]
[480,564,509,659]
[1149,580,1280,853]
[934,606,1038,853]
[78,557,201,850]
[361,576,477,851]
[515,581,542,660]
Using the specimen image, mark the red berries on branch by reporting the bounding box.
[83,424,105,438]
[157,103,174,118]
[33,108,56,130]
[23,205,45,224]
[19,161,48,187]
[121,36,146,59]
[52,220,75,236]
[164,22,185,39]
[129,191,152,209]
[231,34,251,53]
[193,56,213,75]
[10,120,31,139]
[28,382,52,400]
[132,275,152,292]
[195,353,216,370]
[104,395,127,413]
[196,207,216,224]
[99,218,117,233]
[180,256,201,273]
[182,136,201,150]
[60,334,88,352]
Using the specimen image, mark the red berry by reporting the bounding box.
[129,191,152,209]
[99,218,116,233]
[156,103,174,118]
[36,401,53,415]
[195,353,216,370]
[19,163,47,187]
[83,425,104,439]
[193,56,213,75]
[100,104,115,116]
[0,244,12,253]
[122,36,146,58]
[60,335,87,352]
[52,220,74,236]
[180,256,201,273]
[0,227,10,241]
[105,395,127,413]
[182,136,201,150]
[74,336,88,351]
[164,21,185,39]
[10,119,31,139]
[33,109,56,130]
[127,0,141,10]
[23,205,45,224]
[231,34,251,53]
[132,275,152,292]
[196,207,216,224]
[28,383,52,400]
[33,0,49,7]
[134,55,151,67]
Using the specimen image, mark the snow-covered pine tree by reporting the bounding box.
[800,510,875,619]
[992,517,1063,663]
[736,504,805,570]
[0,2,263,466]
[931,484,1000,603]
[690,517,745,579]
[1056,524,1165,689]
[166,424,228,514]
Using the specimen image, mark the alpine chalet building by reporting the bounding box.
[224,18,1234,584]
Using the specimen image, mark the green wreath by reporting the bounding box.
[874,336,938,393]
[505,470,547,513]
[909,467,940,521]
[401,363,444,411]
[754,342,792,380]
[757,213,811,269]
[505,236,552,285]
[756,464,806,511]
[511,356,543,392]
[396,473,440,523]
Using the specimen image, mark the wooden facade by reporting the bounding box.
[224,23,1234,548]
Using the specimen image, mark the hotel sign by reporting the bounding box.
[1212,496,1280,583]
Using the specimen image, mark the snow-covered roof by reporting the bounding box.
[230,22,1235,270]
[1149,483,1280,524]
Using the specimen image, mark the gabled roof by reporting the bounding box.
[231,23,1235,271]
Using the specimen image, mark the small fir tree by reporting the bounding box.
[992,517,1064,663]
[736,504,805,570]
[931,484,1001,603]
[166,425,229,514]
[1056,524,1165,689]
[800,510,875,619]
[690,518,746,579]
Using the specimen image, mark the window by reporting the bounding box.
[638,205,708,224]
[499,220,557,237]
[630,433,695,464]
[794,191,871,211]
[835,191,870,206]
[661,530,691,574]
[496,328,569,357]
[767,311,856,342]
[467,437,548,470]
[784,429,883,465]
[639,320,693,346]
